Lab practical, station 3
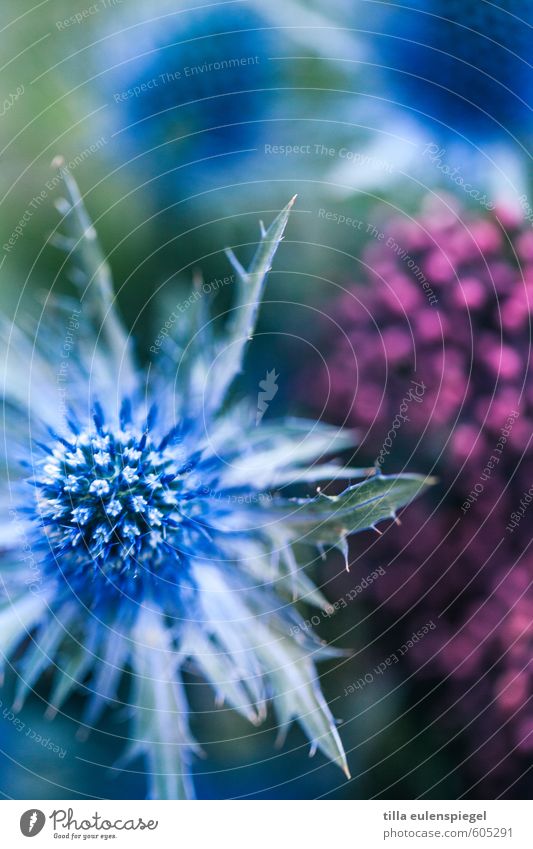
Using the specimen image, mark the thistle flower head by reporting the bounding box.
[35,414,197,599]
[0,167,429,798]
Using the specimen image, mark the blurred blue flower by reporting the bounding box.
[105,3,285,197]
[366,0,533,143]
[0,169,429,798]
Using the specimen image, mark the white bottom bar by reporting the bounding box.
[2,800,531,847]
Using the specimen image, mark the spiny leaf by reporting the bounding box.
[13,603,77,712]
[207,197,296,414]
[264,473,435,544]
[255,627,349,777]
[0,593,49,685]
[52,159,136,394]
[128,607,198,800]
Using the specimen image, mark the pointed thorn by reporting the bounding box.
[371,525,383,536]
[274,718,291,748]
[342,762,352,780]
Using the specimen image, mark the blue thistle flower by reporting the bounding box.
[0,167,430,798]
[105,3,284,196]
[365,0,533,143]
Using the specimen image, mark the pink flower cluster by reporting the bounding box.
[312,195,533,790]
